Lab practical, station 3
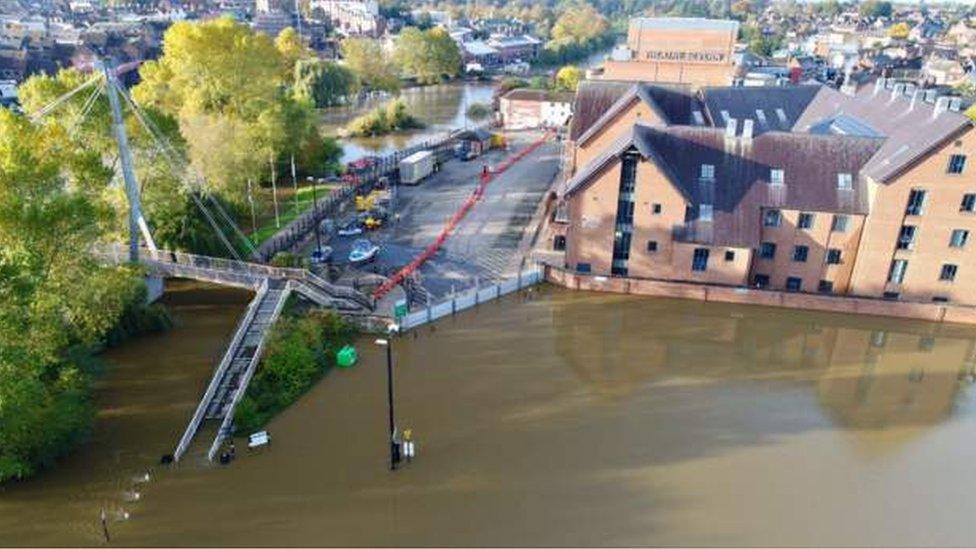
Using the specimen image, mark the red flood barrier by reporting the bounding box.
[373,131,552,300]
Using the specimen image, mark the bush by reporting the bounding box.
[234,310,355,433]
[346,98,424,137]
[269,251,309,269]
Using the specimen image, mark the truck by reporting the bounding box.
[398,150,435,185]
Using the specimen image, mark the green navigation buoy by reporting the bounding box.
[337,345,358,368]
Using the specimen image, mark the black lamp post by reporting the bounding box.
[375,324,400,470]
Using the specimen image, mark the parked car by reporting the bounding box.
[348,239,380,264]
[337,220,364,236]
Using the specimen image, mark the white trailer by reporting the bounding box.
[399,150,435,185]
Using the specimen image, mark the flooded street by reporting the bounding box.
[321,82,497,163]
[5,285,976,545]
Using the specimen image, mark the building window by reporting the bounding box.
[826,248,842,265]
[837,173,853,190]
[906,189,927,216]
[883,291,900,300]
[759,241,777,259]
[897,225,917,250]
[692,248,709,271]
[786,277,802,292]
[612,231,632,261]
[763,209,782,227]
[770,169,785,186]
[888,259,908,284]
[961,193,976,212]
[792,245,809,262]
[616,200,635,225]
[553,235,566,251]
[647,240,658,252]
[940,263,958,282]
[700,164,715,179]
[620,154,637,193]
[798,212,814,229]
[699,204,713,222]
[950,229,969,248]
[831,215,849,232]
[933,296,950,303]
[948,154,967,174]
[576,263,591,273]
[754,274,770,288]
[652,203,662,214]
[818,280,834,293]
[724,250,735,261]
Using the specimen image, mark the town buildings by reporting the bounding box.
[550,77,976,306]
[498,88,573,130]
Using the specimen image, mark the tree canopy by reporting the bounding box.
[340,37,401,93]
[394,27,461,85]
[554,65,584,91]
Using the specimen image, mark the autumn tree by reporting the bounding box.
[394,26,461,84]
[340,37,400,93]
[554,65,584,91]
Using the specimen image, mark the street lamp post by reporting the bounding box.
[375,324,400,471]
[307,176,322,254]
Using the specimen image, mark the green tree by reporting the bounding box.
[465,102,492,121]
[859,0,892,18]
[550,4,609,45]
[294,59,358,108]
[554,65,584,91]
[394,26,461,85]
[0,110,137,483]
[275,27,311,84]
[340,37,400,92]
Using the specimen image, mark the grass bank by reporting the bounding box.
[234,308,356,434]
[249,183,339,247]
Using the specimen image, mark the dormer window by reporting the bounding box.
[700,164,715,180]
[837,173,853,190]
[770,169,785,186]
[700,204,714,221]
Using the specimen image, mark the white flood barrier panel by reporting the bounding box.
[399,267,544,332]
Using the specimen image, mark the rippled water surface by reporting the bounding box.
[4,284,976,546]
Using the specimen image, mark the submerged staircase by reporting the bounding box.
[174,278,291,462]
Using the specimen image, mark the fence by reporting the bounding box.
[398,265,544,330]
[255,133,458,262]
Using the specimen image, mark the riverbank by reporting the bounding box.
[233,308,355,434]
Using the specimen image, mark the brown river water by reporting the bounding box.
[4,281,976,546]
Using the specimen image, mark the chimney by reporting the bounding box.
[725,118,738,139]
[934,96,951,117]
[949,97,963,112]
[874,76,886,95]
[741,119,754,141]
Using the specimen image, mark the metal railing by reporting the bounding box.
[206,280,292,461]
[173,278,270,462]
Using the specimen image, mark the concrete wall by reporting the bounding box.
[850,126,976,304]
[545,265,976,325]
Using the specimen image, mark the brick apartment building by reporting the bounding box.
[550,77,976,306]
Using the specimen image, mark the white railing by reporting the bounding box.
[173,278,270,462]
[206,281,292,461]
[399,266,543,331]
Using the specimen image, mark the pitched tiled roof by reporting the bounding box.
[568,80,634,141]
[701,85,821,133]
[570,80,696,143]
[794,82,972,183]
[501,88,574,103]
[565,123,884,248]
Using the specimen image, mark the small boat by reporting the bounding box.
[349,239,380,264]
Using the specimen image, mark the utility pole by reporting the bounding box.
[102,59,156,262]
[375,325,401,471]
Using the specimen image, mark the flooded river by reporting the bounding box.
[321,82,497,163]
[5,284,976,546]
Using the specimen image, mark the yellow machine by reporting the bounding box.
[363,215,383,230]
[355,194,375,212]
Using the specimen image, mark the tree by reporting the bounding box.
[294,59,358,108]
[0,110,136,483]
[340,37,400,92]
[554,65,584,91]
[889,22,911,39]
[394,27,461,85]
[465,102,492,121]
[550,4,609,45]
[859,0,892,18]
[275,27,311,84]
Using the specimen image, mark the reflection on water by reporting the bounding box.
[4,287,976,546]
[321,82,497,163]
